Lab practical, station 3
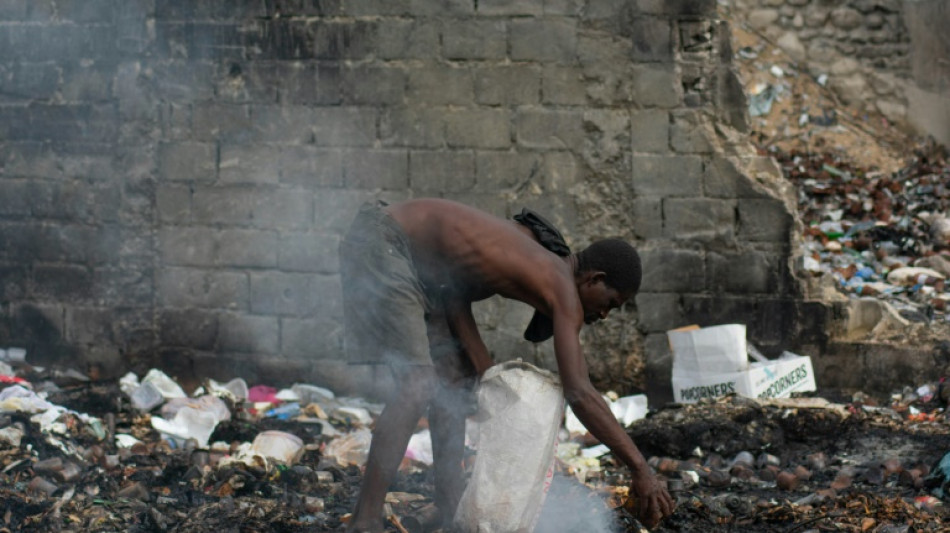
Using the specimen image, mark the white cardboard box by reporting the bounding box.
[668,325,816,403]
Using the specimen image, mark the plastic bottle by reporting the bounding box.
[265,402,301,420]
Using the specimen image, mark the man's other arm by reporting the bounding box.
[444,297,493,376]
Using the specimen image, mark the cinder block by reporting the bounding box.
[442,20,507,60]
[408,0,473,16]
[159,227,216,266]
[251,105,321,144]
[475,151,541,192]
[342,0,410,16]
[218,312,279,353]
[545,0,584,15]
[61,62,113,102]
[150,61,216,103]
[280,146,343,188]
[0,180,32,217]
[219,143,280,184]
[631,155,702,197]
[249,272,341,317]
[222,62,282,105]
[663,198,736,243]
[515,108,584,149]
[542,66,586,105]
[279,232,340,273]
[409,150,475,192]
[312,107,377,147]
[639,247,705,292]
[510,18,577,63]
[159,309,218,350]
[257,189,315,231]
[192,187,258,226]
[706,251,785,294]
[670,109,714,153]
[57,0,115,23]
[636,292,685,333]
[407,67,474,106]
[4,63,60,100]
[631,109,670,153]
[159,103,192,140]
[474,65,541,105]
[156,267,249,310]
[65,306,114,345]
[28,179,120,224]
[33,264,93,301]
[0,264,27,300]
[445,109,510,149]
[217,229,278,268]
[738,199,792,242]
[24,104,117,143]
[631,197,664,240]
[92,264,155,308]
[281,317,344,359]
[630,16,672,62]
[478,0,543,16]
[377,19,440,60]
[342,150,409,190]
[192,102,252,142]
[380,107,446,148]
[631,64,681,108]
[341,65,406,105]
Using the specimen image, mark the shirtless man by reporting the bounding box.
[340,198,674,532]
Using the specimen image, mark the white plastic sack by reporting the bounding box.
[454,360,564,533]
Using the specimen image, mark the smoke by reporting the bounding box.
[535,472,620,533]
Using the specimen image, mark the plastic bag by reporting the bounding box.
[454,360,564,533]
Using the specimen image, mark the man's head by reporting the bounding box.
[575,239,641,324]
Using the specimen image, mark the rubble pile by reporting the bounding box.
[776,143,950,322]
[2,350,950,532]
[730,21,950,326]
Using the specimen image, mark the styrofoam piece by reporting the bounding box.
[251,430,304,465]
[150,406,219,448]
[130,382,165,412]
[142,369,187,399]
[292,383,335,404]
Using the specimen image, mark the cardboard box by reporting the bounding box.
[668,325,816,403]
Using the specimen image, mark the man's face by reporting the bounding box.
[578,275,630,324]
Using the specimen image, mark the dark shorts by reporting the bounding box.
[340,202,477,387]
[340,201,432,367]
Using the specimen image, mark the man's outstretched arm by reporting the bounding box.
[551,310,675,528]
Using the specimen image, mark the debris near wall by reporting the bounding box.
[3,354,950,532]
[729,19,950,332]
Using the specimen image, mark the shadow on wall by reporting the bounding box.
[3,304,79,369]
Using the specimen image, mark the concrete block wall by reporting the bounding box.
[0,0,807,400]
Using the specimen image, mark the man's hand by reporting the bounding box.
[629,471,675,529]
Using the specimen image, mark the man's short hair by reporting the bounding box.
[576,238,642,295]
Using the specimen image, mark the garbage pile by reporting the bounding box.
[775,142,950,323]
[729,21,950,326]
[2,345,950,532]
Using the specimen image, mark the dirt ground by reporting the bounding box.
[2,379,950,533]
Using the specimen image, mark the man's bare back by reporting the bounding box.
[386,198,576,315]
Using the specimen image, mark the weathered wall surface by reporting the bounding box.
[725,0,950,144]
[0,0,810,401]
